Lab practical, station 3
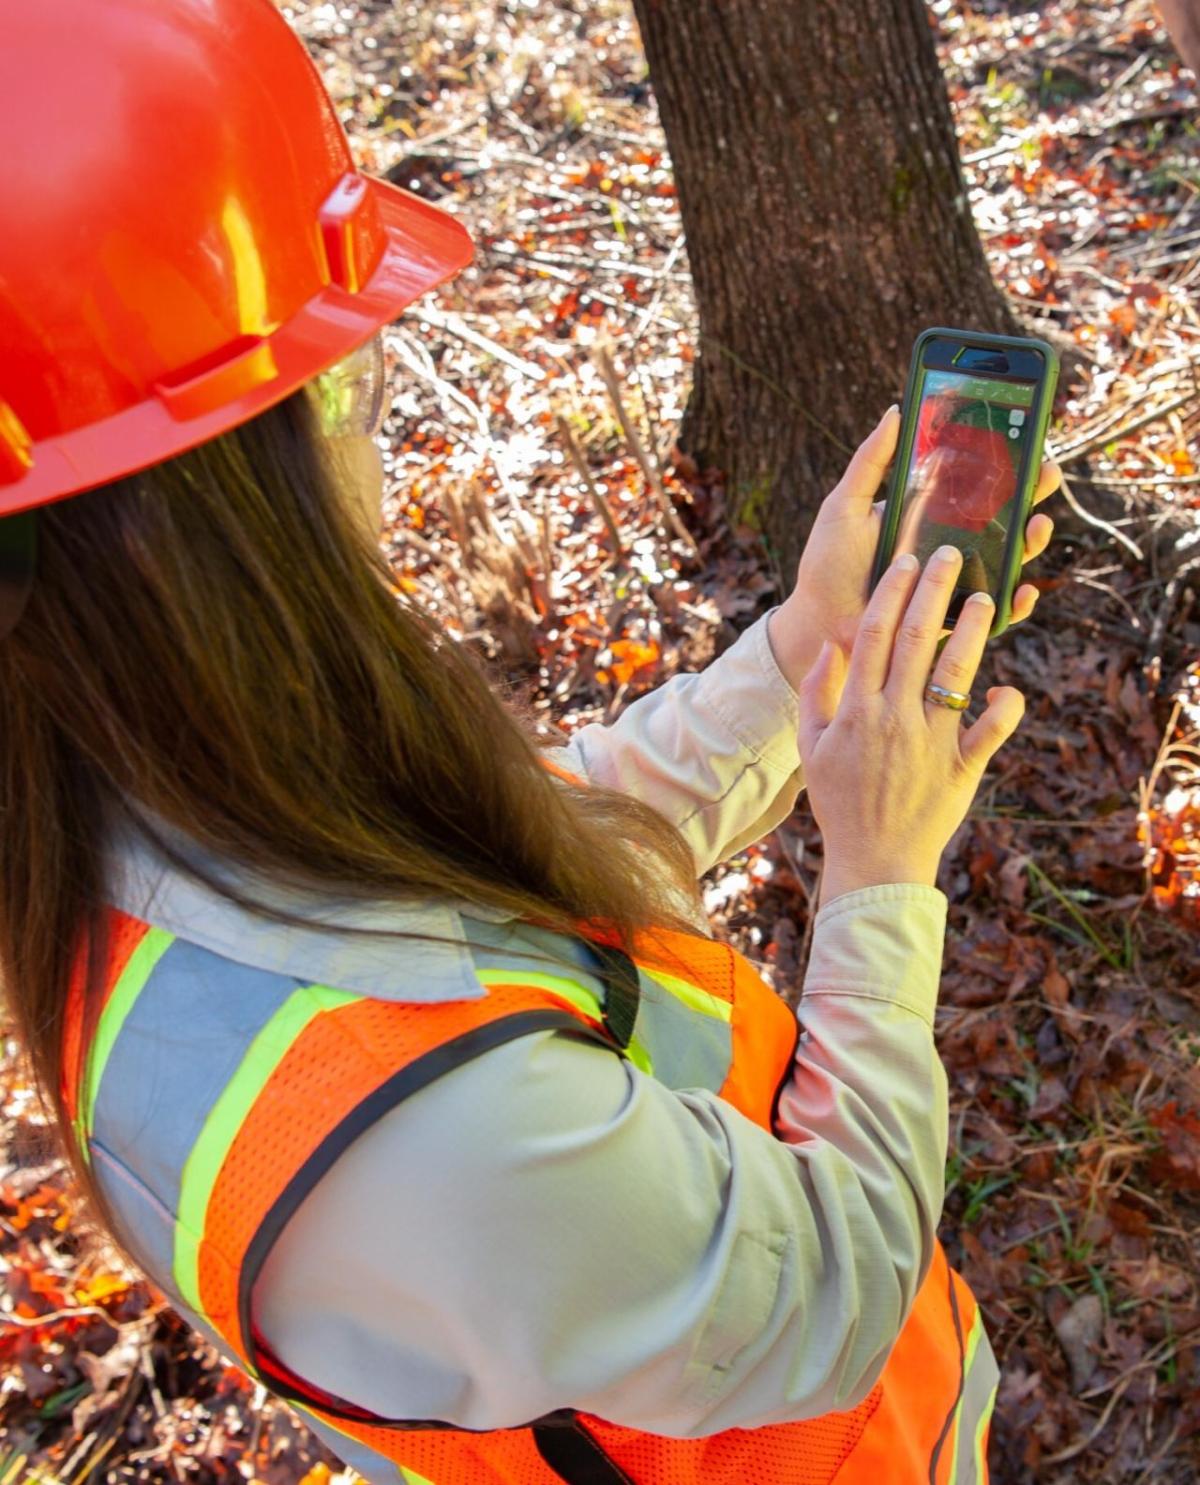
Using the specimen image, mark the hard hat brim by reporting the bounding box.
[0,178,474,516]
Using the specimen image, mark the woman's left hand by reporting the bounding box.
[768,406,1061,693]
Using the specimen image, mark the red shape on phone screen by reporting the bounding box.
[913,395,1017,533]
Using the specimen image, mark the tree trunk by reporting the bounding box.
[1159,0,1200,75]
[630,0,1016,576]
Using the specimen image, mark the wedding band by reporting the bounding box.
[925,682,971,712]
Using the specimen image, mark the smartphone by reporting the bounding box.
[871,328,1059,635]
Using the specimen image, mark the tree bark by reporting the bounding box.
[1159,0,1200,75]
[630,0,1016,575]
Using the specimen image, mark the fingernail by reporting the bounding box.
[894,552,919,572]
[935,545,961,564]
[885,403,899,418]
[967,591,994,607]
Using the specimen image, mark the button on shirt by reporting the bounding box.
[108,613,950,1440]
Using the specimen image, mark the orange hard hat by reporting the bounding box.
[0,0,473,517]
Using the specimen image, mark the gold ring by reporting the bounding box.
[925,682,971,712]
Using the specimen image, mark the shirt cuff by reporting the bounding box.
[802,884,948,1027]
[688,611,802,778]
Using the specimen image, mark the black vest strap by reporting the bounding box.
[533,1417,637,1485]
[584,941,641,1051]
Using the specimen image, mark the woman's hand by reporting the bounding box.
[798,544,1025,906]
[767,407,1060,692]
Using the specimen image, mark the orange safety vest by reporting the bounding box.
[63,904,998,1485]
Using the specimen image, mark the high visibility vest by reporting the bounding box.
[63,905,999,1485]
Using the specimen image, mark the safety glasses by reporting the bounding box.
[312,330,388,439]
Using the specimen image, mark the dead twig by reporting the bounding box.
[963,104,1197,170]
[1041,1371,1137,1465]
[628,234,687,352]
[0,1304,114,1330]
[59,1363,144,1485]
[1078,472,1200,488]
[1145,553,1200,676]
[538,483,555,608]
[595,344,699,558]
[416,306,546,382]
[1045,460,1145,560]
[557,415,626,556]
[1055,391,1199,467]
[391,523,454,567]
[1078,1326,1200,1404]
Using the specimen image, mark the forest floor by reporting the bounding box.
[3,1,1200,1481]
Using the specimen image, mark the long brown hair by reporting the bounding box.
[0,387,698,1212]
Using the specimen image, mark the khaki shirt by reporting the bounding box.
[109,614,950,1440]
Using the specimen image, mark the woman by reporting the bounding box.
[2,2,1058,1483]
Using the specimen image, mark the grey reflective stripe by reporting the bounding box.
[467,920,613,1000]
[951,1311,1000,1483]
[468,921,733,1093]
[91,1138,183,1289]
[631,966,732,1091]
[76,926,175,1160]
[469,926,654,1072]
[89,940,302,1293]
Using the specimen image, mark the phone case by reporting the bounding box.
[871,326,1060,637]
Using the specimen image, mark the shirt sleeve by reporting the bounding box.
[549,612,804,876]
[253,885,949,1438]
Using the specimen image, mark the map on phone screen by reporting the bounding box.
[893,369,1036,596]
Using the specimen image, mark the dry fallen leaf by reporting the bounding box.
[1052,1293,1104,1393]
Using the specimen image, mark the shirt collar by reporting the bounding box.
[105,817,515,1003]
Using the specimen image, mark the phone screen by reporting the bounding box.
[893,368,1038,601]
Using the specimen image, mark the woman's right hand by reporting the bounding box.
[798,544,1026,906]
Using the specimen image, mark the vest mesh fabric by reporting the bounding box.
[310,1420,567,1485]
[634,929,737,1001]
[587,1395,879,1485]
[61,909,154,1126]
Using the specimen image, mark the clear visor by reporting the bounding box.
[312,331,387,438]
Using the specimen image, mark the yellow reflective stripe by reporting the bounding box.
[623,1036,653,1075]
[948,1307,988,1483]
[75,927,175,1161]
[973,1384,997,1482]
[642,967,732,1023]
[475,968,653,1074]
[173,985,358,1316]
[476,968,604,1022]
[400,1469,437,1485]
